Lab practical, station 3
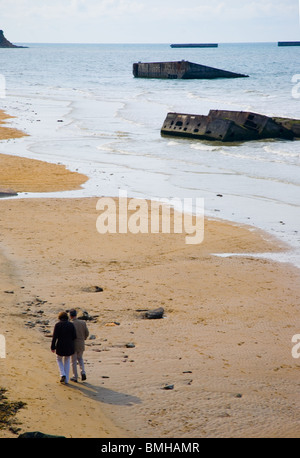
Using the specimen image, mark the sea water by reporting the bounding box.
[0,43,299,265]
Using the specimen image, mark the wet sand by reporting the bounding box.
[0,110,27,141]
[0,153,88,194]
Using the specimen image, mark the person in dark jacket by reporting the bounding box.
[51,311,76,384]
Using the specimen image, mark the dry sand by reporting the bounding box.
[0,111,299,438]
[0,197,299,438]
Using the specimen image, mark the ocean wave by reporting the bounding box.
[167,141,179,146]
[190,143,223,152]
[263,145,300,159]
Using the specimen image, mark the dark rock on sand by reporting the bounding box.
[18,431,66,438]
[78,311,95,321]
[82,286,103,293]
[0,190,18,198]
[144,307,164,319]
[162,384,174,390]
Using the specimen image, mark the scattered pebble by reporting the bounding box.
[162,384,174,390]
[77,311,95,321]
[218,412,231,418]
[82,286,103,293]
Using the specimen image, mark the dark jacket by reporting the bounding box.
[51,320,76,356]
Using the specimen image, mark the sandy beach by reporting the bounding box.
[0,112,300,438]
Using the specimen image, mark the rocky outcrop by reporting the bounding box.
[0,30,27,48]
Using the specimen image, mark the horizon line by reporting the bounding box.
[12,40,298,46]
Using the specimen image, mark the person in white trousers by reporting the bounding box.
[51,311,76,384]
[56,355,71,384]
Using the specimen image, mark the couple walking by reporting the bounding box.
[51,309,89,384]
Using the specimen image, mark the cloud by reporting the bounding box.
[0,0,143,19]
[143,0,297,22]
[1,0,297,20]
[0,0,298,42]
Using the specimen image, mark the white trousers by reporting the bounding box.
[56,355,71,383]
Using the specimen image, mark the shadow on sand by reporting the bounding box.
[67,381,141,406]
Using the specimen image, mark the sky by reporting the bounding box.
[0,0,299,44]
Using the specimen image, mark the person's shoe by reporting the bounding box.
[60,375,66,384]
[81,372,86,381]
[70,377,78,382]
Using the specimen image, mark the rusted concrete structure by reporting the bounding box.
[170,43,218,48]
[209,110,295,140]
[133,60,248,79]
[272,117,300,138]
[278,41,300,47]
[161,110,298,142]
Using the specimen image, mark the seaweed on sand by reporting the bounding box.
[0,388,26,434]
